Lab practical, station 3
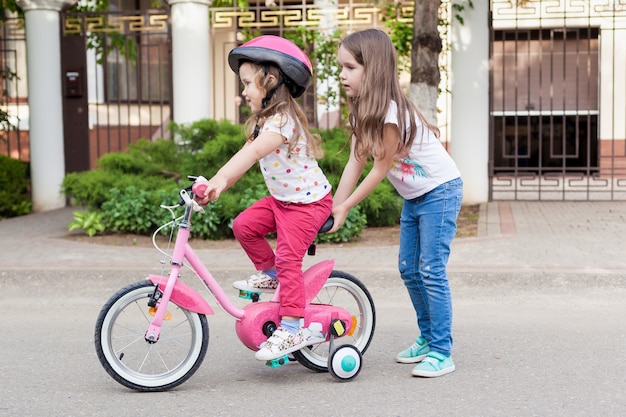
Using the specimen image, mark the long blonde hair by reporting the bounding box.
[243,62,323,159]
[339,29,439,162]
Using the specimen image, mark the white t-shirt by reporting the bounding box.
[258,113,332,204]
[384,101,461,200]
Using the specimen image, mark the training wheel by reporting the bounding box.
[328,344,362,382]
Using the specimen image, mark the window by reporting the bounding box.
[491,28,599,172]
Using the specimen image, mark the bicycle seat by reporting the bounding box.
[318,216,334,234]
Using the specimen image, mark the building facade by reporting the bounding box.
[1,0,625,211]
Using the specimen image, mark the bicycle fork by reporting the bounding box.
[145,262,182,343]
[144,225,191,343]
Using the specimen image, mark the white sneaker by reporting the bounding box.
[233,271,278,293]
[255,324,326,361]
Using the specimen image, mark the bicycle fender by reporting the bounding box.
[303,259,335,304]
[149,275,214,315]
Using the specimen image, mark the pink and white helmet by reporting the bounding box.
[228,35,312,98]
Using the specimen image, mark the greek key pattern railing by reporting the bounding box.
[58,4,416,34]
[211,3,414,30]
[492,0,626,24]
[63,14,169,35]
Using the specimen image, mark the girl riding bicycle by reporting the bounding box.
[194,36,332,361]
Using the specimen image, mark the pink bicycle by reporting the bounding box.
[94,177,376,391]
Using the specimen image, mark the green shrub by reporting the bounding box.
[100,187,173,235]
[316,127,352,177]
[98,185,225,240]
[188,201,222,240]
[0,155,31,218]
[358,181,403,227]
[62,170,176,209]
[61,118,403,241]
[68,210,105,236]
[169,118,246,153]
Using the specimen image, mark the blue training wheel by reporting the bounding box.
[328,344,362,382]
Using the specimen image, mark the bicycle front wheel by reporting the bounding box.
[293,271,376,372]
[95,280,209,392]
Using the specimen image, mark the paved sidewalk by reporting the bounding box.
[452,201,626,273]
[1,201,626,273]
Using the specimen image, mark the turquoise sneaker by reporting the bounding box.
[395,336,430,363]
[411,351,455,377]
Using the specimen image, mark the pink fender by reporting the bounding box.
[304,259,335,303]
[149,275,214,315]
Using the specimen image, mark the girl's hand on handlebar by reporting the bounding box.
[328,205,349,234]
[192,178,211,206]
[192,176,228,204]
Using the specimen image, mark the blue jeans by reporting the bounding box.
[398,177,463,357]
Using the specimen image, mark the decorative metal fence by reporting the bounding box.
[490,0,626,200]
[0,19,27,163]
[61,11,172,170]
[6,1,625,201]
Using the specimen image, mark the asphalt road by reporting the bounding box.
[2,202,626,416]
[2,267,625,417]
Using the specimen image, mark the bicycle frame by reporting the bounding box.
[94,183,375,389]
[144,189,353,351]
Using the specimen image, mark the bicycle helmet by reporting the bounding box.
[228,35,312,98]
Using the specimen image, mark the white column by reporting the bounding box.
[315,0,340,129]
[450,1,490,204]
[17,0,77,212]
[169,0,211,125]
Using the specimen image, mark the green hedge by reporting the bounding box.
[61,118,402,241]
[0,155,31,218]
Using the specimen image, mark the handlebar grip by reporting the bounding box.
[191,183,209,206]
[318,216,334,233]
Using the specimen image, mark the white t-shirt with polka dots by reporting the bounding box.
[258,113,332,204]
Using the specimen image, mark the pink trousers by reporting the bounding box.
[232,192,333,317]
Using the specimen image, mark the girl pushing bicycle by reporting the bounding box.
[193,36,332,362]
[329,29,463,378]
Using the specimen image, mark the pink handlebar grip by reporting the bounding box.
[192,183,209,206]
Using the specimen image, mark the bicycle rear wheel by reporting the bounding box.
[293,271,375,372]
[95,280,209,392]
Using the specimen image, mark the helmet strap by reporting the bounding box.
[252,71,286,140]
[261,78,285,109]
[252,118,261,140]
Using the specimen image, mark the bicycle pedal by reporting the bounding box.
[330,319,347,337]
[238,290,261,301]
[265,355,290,368]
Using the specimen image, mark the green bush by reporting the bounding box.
[101,187,174,235]
[358,181,403,227]
[0,155,31,218]
[62,169,176,209]
[98,186,221,239]
[68,210,105,236]
[169,118,245,153]
[61,118,403,241]
[97,138,180,177]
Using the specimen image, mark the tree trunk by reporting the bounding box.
[410,0,442,125]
